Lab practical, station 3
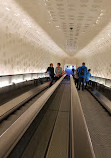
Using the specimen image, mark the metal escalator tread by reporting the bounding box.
[59,80,71,112]
[46,112,69,158]
[46,80,70,158]
[78,90,111,158]
[21,85,64,158]
[21,79,70,158]
[21,110,58,158]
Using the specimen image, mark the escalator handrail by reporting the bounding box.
[0,75,65,158]
[70,76,96,158]
[0,82,49,121]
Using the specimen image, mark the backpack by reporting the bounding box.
[80,68,84,75]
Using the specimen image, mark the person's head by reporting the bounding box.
[88,69,91,72]
[50,63,53,67]
[82,62,85,66]
[57,63,61,67]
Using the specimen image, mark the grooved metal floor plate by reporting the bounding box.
[59,82,71,112]
[21,110,58,158]
[78,90,111,158]
[46,112,69,158]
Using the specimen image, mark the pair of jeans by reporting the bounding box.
[49,76,54,87]
[85,81,89,88]
[74,78,79,88]
[78,77,85,90]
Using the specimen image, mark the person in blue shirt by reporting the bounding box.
[85,69,91,88]
[77,62,88,91]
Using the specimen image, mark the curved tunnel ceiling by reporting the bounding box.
[1,0,111,58]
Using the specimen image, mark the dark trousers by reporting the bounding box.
[34,79,38,86]
[55,76,61,82]
[78,77,85,90]
[85,81,89,88]
[75,78,79,88]
[49,76,54,87]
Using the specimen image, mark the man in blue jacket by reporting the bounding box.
[78,62,87,91]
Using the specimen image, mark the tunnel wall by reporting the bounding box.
[0,34,64,76]
[0,1,64,76]
[76,51,111,80]
[0,38,64,76]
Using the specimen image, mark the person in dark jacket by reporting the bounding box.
[46,63,54,87]
[74,68,79,88]
[78,62,88,91]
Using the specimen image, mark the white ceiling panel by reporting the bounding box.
[2,0,111,57]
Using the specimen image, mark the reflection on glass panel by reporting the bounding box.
[0,73,47,88]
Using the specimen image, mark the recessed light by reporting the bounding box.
[100,13,103,16]
[5,7,10,11]
[108,33,111,37]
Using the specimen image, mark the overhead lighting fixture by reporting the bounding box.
[108,33,111,37]
[70,27,73,30]
[96,20,99,24]
[100,13,104,16]
[5,7,10,11]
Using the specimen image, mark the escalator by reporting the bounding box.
[1,76,111,158]
[8,78,71,158]
[78,90,111,158]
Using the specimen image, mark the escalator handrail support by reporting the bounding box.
[0,75,65,158]
[70,76,96,158]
